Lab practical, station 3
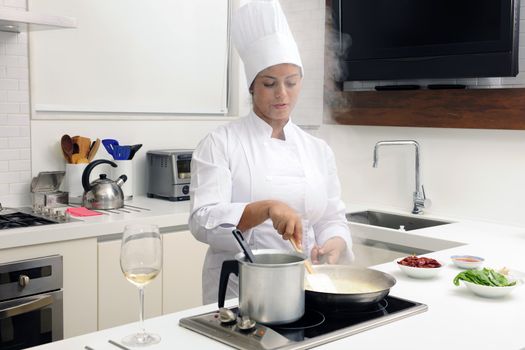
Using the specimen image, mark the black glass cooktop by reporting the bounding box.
[0,212,57,230]
[179,295,427,350]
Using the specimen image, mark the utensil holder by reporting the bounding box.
[114,160,133,200]
[65,163,88,204]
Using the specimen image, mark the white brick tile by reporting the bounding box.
[0,172,19,184]
[6,67,27,79]
[0,32,11,45]
[19,171,31,182]
[0,126,18,136]
[7,90,28,102]
[0,56,18,67]
[0,148,18,160]
[18,126,28,136]
[7,114,28,125]
[0,91,7,102]
[0,79,17,90]
[5,43,27,56]
[9,159,29,171]
[0,103,18,113]
[0,138,8,148]
[18,79,26,91]
[19,103,28,114]
[9,182,29,194]
[16,32,27,45]
[17,56,27,67]
[0,67,7,78]
[18,148,29,159]
[0,115,6,125]
[8,136,28,148]
[3,0,27,9]
[0,161,8,172]
[0,184,9,196]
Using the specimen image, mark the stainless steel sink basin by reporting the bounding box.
[347,210,452,231]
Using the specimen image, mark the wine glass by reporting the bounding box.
[120,224,162,346]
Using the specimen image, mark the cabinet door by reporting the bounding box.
[0,238,97,338]
[162,230,208,314]
[98,239,162,330]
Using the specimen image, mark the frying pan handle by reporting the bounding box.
[218,260,238,308]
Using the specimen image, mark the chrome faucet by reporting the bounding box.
[373,140,431,214]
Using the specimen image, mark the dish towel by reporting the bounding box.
[66,207,102,217]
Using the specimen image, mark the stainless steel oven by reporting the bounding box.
[0,255,63,349]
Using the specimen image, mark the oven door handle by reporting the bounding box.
[0,294,53,319]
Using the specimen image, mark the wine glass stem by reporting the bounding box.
[138,286,146,335]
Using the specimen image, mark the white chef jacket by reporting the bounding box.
[189,111,353,304]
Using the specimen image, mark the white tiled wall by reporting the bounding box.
[0,1,31,207]
[343,1,525,91]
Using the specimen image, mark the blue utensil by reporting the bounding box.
[114,145,131,160]
[101,139,119,159]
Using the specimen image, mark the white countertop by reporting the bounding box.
[0,196,191,250]
[25,200,525,350]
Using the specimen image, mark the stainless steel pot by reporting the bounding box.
[305,265,396,310]
[218,249,306,325]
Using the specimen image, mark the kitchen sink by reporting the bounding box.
[347,210,452,231]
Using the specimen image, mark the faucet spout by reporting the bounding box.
[372,140,430,214]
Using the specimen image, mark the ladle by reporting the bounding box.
[290,239,337,294]
[231,229,256,263]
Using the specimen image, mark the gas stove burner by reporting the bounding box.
[274,309,325,330]
[0,211,57,230]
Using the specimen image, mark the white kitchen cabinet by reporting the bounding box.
[0,238,98,338]
[162,230,208,314]
[97,238,162,330]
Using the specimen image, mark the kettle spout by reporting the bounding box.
[116,175,128,187]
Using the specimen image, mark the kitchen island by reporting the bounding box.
[27,208,525,350]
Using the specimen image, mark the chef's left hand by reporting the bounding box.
[310,237,347,264]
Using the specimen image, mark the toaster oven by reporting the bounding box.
[146,150,193,201]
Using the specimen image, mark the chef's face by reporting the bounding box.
[251,63,302,126]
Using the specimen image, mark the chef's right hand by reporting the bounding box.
[268,201,302,247]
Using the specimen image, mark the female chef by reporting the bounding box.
[189,0,353,304]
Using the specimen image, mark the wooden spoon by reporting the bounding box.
[290,239,337,293]
[77,136,91,159]
[87,138,101,162]
[71,153,81,164]
[60,134,74,163]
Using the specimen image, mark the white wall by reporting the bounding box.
[0,0,31,207]
[320,124,525,226]
[3,0,525,228]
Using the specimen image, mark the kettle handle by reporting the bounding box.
[81,159,117,193]
[218,260,238,308]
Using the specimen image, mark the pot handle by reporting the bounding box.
[218,260,238,308]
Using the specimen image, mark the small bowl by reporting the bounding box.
[462,280,521,298]
[395,259,443,279]
[451,255,484,269]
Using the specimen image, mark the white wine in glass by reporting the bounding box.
[120,224,162,346]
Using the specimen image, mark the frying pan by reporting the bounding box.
[305,265,396,310]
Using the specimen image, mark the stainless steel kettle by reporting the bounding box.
[81,159,127,209]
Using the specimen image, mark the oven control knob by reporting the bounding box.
[182,185,189,195]
[18,274,30,288]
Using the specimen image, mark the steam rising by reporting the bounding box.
[324,5,352,117]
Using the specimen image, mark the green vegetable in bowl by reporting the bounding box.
[453,268,516,287]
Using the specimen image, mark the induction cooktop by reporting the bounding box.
[179,295,427,350]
